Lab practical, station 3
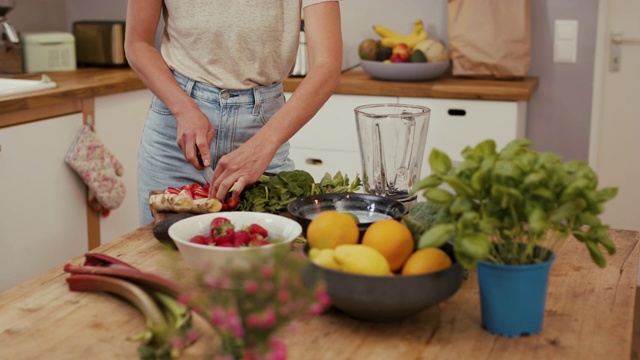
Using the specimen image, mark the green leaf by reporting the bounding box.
[411,174,442,194]
[424,188,454,205]
[474,139,497,158]
[442,175,474,197]
[457,233,491,262]
[586,240,607,268]
[595,187,619,203]
[549,198,587,222]
[598,235,616,255]
[429,148,452,176]
[417,224,455,249]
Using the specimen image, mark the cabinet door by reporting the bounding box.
[287,93,396,179]
[0,114,88,291]
[288,147,362,184]
[400,97,527,177]
[94,89,153,244]
[288,93,396,152]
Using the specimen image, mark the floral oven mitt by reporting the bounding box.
[64,125,126,210]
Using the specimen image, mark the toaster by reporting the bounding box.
[72,20,127,67]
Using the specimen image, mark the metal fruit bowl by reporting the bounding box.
[286,192,406,240]
[360,59,450,81]
[301,242,464,322]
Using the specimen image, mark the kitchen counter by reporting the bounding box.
[0,67,537,129]
[0,225,636,359]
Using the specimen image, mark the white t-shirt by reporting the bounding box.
[160,0,338,90]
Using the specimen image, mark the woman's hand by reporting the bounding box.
[208,138,276,202]
[175,108,215,170]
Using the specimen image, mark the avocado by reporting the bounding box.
[152,212,197,248]
[376,46,393,61]
[358,39,379,61]
[409,49,428,63]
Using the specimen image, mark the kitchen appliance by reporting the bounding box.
[0,0,23,74]
[354,104,430,207]
[72,20,127,67]
[21,32,76,73]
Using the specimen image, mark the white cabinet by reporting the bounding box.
[399,97,527,177]
[94,89,153,244]
[288,93,394,182]
[288,93,527,186]
[0,114,88,291]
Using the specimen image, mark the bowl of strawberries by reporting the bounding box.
[168,212,303,274]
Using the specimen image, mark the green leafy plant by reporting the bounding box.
[237,170,361,213]
[412,138,618,269]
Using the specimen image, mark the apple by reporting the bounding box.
[391,43,411,62]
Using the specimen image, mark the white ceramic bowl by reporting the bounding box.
[168,212,302,274]
[360,59,450,81]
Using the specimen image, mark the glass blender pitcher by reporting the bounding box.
[354,104,430,206]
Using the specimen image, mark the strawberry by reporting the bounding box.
[249,238,271,247]
[248,224,269,238]
[210,217,235,244]
[190,235,211,245]
[233,230,251,247]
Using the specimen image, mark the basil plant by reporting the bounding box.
[412,138,618,269]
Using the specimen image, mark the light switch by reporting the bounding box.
[553,20,578,63]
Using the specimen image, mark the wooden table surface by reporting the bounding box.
[0,226,636,360]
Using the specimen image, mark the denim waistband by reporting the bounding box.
[172,70,283,113]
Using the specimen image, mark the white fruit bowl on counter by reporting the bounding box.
[360,60,450,82]
[168,212,303,276]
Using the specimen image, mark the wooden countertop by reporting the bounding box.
[286,69,538,101]
[0,225,636,359]
[0,67,537,129]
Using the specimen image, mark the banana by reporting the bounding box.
[372,25,404,39]
[374,19,428,49]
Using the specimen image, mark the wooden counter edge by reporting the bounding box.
[284,70,539,102]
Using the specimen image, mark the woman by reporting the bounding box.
[125,0,343,225]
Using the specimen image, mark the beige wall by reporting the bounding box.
[6,0,599,163]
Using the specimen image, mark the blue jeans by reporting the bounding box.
[137,71,295,225]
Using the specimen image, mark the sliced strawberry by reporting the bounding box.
[226,196,240,209]
[249,238,271,247]
[192,188,209,199]
[179,188,193,199]
[165,187,181,195]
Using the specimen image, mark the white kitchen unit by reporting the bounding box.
[399,97,527,178]
[94,89,153,244]
[288,93,527,184]
[0,114,88,291]
[287,93,394,182]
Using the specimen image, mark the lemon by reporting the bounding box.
[309,248,341,270]
[401,247,452,275]
[333,244,392,276]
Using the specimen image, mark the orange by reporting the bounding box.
[401,247,452,275]
[361,219,414,272]
[306,210,360,249]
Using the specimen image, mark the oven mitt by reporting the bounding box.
[64,125,126,210]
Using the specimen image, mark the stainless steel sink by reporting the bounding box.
[0,75,57,97]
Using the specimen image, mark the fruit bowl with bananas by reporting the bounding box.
[359,19,450,81]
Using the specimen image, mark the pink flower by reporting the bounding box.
[244,280,260,293]
[315,289,332,308]
[226,309,244,338]
[266,339,287,360]
[261,263,275,278]
[308,302,325,315]
[177,291,195,306]
[246,314,261,328]
[261,307,276,328]
[210,305,226,326]
[277,290,291,303]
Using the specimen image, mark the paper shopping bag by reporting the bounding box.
[448,0,532,79]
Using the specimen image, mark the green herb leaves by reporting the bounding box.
[411,138,618,268]
[236,170,362,214]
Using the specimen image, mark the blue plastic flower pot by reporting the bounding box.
[477,255,555,337]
